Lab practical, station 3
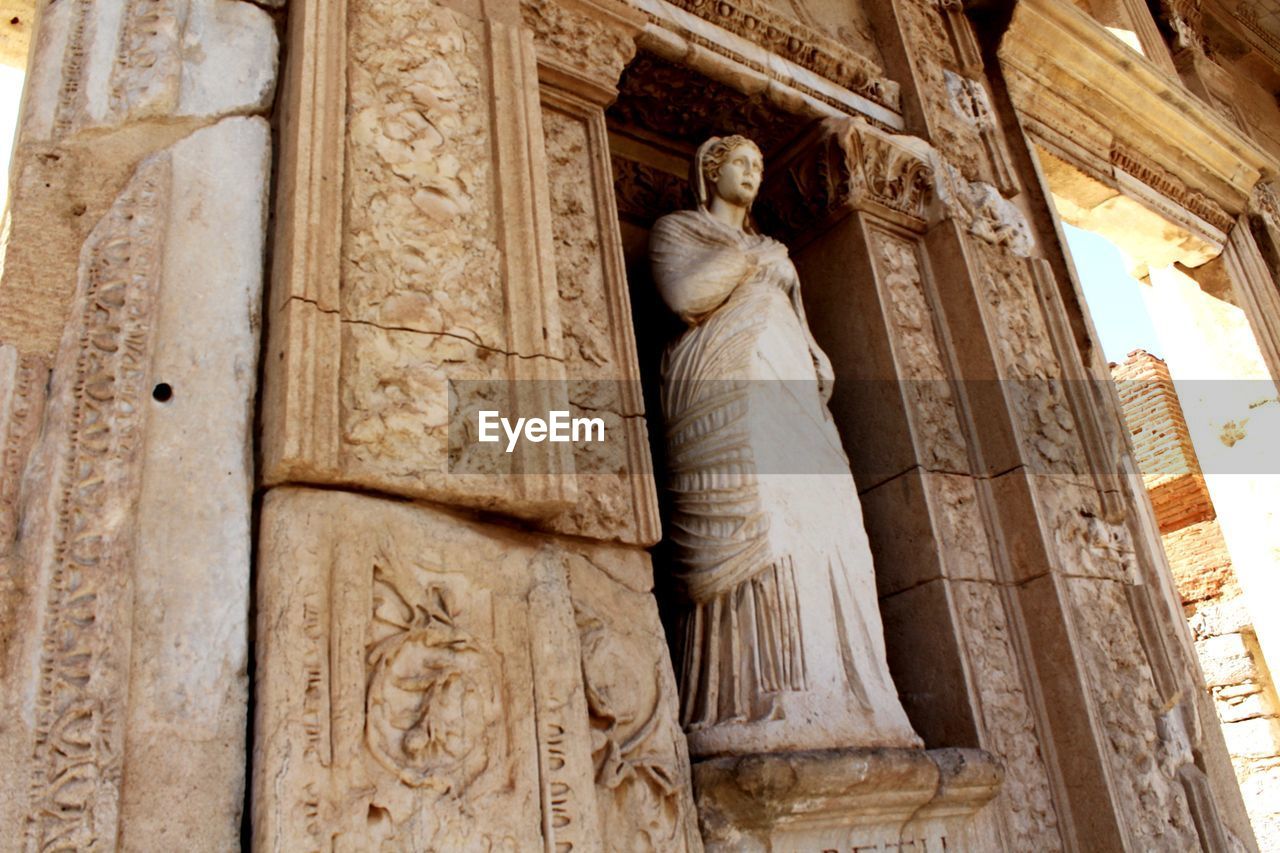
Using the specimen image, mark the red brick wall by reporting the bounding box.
[1112,349,1215,533]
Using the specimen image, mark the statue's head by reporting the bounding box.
[693,135,764,212]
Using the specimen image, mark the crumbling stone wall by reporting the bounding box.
[1115,348,1280,847]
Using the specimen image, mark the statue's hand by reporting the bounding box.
[814,348,835,404]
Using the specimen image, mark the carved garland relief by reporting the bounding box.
[253,490,700,850]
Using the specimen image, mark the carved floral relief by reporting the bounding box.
[253,489,699,851]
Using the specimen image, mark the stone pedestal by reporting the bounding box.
[693,748,1002,851]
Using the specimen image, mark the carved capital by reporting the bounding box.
[521,0,644,100]
[759,120,935,242]
[1250,179,1280,230]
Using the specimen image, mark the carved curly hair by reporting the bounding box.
[693,135,764,209]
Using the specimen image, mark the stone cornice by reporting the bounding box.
[1000,0,1271,216]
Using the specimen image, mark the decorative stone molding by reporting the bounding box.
[653,0,897,111]
[1000,0,1269,216]
[0,347,46,549]
[1,117,270,851]
[630,0,903,128]
[694,747,1003,850]
[21,0,277,142]
[1110,145,1235,233]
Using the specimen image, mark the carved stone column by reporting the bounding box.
[0,2,278,848]
[758,118,1054,851]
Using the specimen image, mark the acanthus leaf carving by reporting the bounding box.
[758,120,936,242]
[521,0,639,89]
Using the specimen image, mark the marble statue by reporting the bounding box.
[651,135,921,756]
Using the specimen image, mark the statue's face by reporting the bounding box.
[712,143,763,208]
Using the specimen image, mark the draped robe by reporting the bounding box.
[651,208,919,754]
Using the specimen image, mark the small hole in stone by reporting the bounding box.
[152,383,173,403]
[10,16,20,25]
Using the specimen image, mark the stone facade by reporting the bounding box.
[0,0,1277,849]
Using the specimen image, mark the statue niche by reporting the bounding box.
[650,135,921,757]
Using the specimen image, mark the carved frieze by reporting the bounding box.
[265,0,583,522]
[867,226,968,471]
[1067,577,1200,849]
[657,0,899,111]
[969,239,1083,477]
[540,103,660,544]
[1110,145,1235,233]
[20,154,169,852]
[949,579,1063,849]
[252,488,699,850]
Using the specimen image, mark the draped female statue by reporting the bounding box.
[651,135,920,756]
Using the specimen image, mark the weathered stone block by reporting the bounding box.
[252,487,699,851]
[0,115,270,851]
[21,0,277,141]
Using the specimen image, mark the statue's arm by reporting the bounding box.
[651,221,753,324]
